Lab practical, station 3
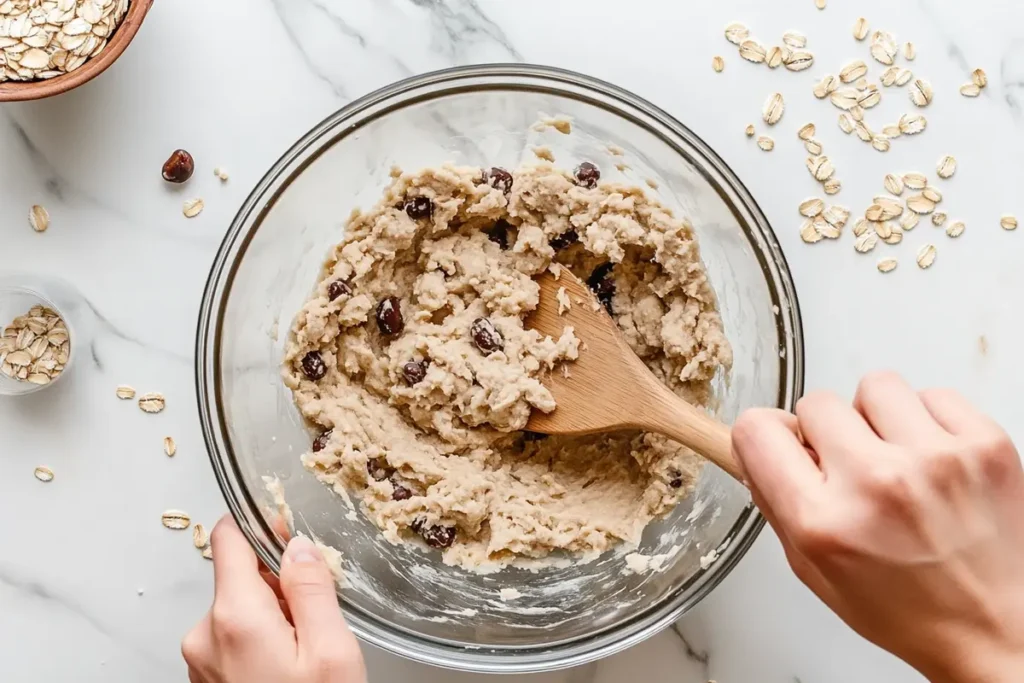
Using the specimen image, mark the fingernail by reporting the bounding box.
[284,536,322,564]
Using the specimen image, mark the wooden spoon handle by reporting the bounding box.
[637,382,744,482]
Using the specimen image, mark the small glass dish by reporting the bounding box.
[0,277,75,397]
[197,65,805,674]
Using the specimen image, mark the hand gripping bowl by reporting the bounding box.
[196,64,804,674]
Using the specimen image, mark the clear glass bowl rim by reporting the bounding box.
[195,63,806,674]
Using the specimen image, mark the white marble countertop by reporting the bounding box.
[2,0,1022,681]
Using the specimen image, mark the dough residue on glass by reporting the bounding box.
[283,163,732,571]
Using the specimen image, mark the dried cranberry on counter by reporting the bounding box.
[161,149,195,183]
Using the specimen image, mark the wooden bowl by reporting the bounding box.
[0,0,154,103]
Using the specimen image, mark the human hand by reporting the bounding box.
[732,373,1024,683]
[182,516,366,683]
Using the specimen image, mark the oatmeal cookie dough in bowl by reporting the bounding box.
[283,163,733,571]
[198,65,803,673]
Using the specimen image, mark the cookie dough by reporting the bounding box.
[283,162,732,570]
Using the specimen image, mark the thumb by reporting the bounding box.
[279,536,352,655]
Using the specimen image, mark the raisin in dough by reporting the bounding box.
[283,163,732,571]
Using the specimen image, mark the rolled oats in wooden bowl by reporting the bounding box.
[0,0,154,102]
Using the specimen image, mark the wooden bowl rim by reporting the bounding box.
[0,0,155,103]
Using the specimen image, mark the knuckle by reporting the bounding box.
[210,604,253,645]
[865,464,915,505]
[788,508,840,557]
[306,651,364,681]
[924,447,971,488]
[180,628,206,666]
[972,431,1020,482]
[856,370,899,402]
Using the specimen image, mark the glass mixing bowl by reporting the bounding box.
[196,64,804,674]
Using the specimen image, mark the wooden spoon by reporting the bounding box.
[525,268,743,481]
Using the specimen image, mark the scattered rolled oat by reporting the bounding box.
[138,392,166,414]
[960,83,981,98]
[763,93,785,125]
[164,436,177,457]
[757,135,775,151]
[882,224,904,245]
[33,466,54,483]
[1000,215,1018,231]
[202,546,214,560]
[868,196,903,221]
[766,46,785,69]
[903,172,928,190]
[936,156,957,179]
[870,31,897,65]
[906,193,937,214]
[214,167,230,181]
[804,139,823,155]
[871,135,891,153]
[29,205,49,233]
[815,0,826,9]
[783,31,807,49]
[853,17,869,41]
[854,231,879,253]
[972,69,988,88]
[193,524,209,549]
[745,124,756,137]
[818,218,841,239]
[799,198,825,217]
[725,22,749,45]
[898,114,927,135]
[712,56,725,72]
[797,123,816,141]
[909,79,934,107]
[880,66,900,87]
[923,186,943,203]
[851,107,866,123]
[800,219,823,243]
[840,60,868,83]
[830,88,860,110]
[784,50,814,71]
[823,205,850,229]
[161,510,191,531]
[838,113,854,133]
[814,75,839,99]
[931,212,948,226]
[882,124,902,138]
[903,42,916,60]
[807,156,834,181]
[739,40,767,63]
[900,212,920,230]
[853,218,870,236]
[916,244,937,269]
[823,178,842,195]
[116,384,136,400]
[874,221,894,240]
[183,199,205,219]
[884,174,905,195]
[877,258,898,273]
[946,221,965,238]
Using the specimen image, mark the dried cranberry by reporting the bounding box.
[484,219,512,250]
[161,149,195,184]
[470,318,504,354]
[522,431,549,442]
[327,280,351,301]
[392,483,412,501]
[669,478,683,489]
[487,167,513,194]
[312,429,333,452]
[402,360,427,385]
[367,457,393,482]
[375,296,404,335]
[420,524,457,549]
[574,161,601,189]
[404,196,433,220]
[301,351,326,380]
[549,229,579,251]
[587,262,615,315]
